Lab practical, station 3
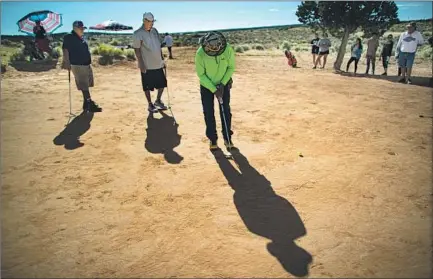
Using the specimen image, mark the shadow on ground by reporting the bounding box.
[212,148,312,277]
[10,59,58,72]
[145,111,183,164]
[53,112,94,150]
[335,70,433,88]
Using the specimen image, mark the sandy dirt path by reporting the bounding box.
[1,49,432,278]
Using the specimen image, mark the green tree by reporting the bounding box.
[296,1,399,70]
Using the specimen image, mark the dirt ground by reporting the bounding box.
[1,48,432,278]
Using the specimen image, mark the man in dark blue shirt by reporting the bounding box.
[62,21,101,112]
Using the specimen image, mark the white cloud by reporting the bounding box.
[397,3,422,7]
[269,8,279,12]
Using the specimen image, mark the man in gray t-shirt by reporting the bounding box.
[133,12,167,113]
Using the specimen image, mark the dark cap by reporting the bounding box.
[72,20,87,29]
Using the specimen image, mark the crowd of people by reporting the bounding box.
[308,22,427,84]
[58,15,429,150]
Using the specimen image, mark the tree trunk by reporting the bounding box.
[333,26,351,71]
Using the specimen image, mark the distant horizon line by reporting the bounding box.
[2,17,432,37]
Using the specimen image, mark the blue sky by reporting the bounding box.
[1,1,432,35]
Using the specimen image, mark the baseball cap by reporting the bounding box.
[72,20,87,29]
[143,12,155,22]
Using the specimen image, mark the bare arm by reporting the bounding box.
[132,33,146,72]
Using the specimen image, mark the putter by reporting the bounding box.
[218,97,234,159]
[163,65,177,126]
[66,70,76,125]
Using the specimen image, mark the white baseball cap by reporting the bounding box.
[143,12,155,21]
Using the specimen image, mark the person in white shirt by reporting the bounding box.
[395,22,424,84]
[162,33,174,59]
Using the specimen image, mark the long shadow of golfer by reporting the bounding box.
[212,149,312,277]
[145,111,183,164]
[53,112,94,150]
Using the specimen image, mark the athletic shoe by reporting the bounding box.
[148,103,158,113]
[407,79,412,85]
[209,140,219,151]
[154,99,167,110]
[381,72,387,76]
[84,100,102,112]
[398,78,406,83]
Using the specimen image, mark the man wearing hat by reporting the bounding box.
[395,22,425,84]
[62,21,102,112]
[133,12,167,113]
[195,31,235,151]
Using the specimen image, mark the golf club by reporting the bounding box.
[66,70,76,125]
[163,63,177,126]
[218,97,234,159]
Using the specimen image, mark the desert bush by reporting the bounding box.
[125,49,136,60]
[234,45,244,53]
[280,41,291,51]
[241,45,250,51]
[110,39,121,46]
[99,56,113,65]
[252,44,265,50]
[419,46,432,60]
[295,47,301,52]
[10,51,27,62]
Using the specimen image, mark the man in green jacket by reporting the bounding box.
[195,31,235,151]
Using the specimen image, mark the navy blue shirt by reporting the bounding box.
[62,31,91,65]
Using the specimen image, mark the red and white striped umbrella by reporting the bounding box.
[17,10,63,36]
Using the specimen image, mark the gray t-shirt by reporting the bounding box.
[318,38,331,52]
[132,27,164,70]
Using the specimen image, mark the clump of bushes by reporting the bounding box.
[125,49,136,61]
[252,44,265,50]
[92,44,135,65]
[280,41,291,51]
[234,45,244,53]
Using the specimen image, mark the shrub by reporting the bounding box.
[10,51,27,62]
[419,46,432,60]
[110,39,121,46]
[125,49,136,60]
[234,46,244,53]
[280,41,291,51]
[241,45,250,51]
[295,47,301,52]
[253,44,265,50]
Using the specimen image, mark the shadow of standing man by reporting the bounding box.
[53,112,94,150]
[145,111,183,164]
[212,149,312,277]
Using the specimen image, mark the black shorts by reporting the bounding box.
[312,47,319,54]
[319,50,329,55]
[141,68,167,91]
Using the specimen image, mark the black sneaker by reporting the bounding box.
[148,103,158,113]
[381,72,387,76]
[154,99,167,110]
[84,100,102,112]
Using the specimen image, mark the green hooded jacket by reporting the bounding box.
[195,43,235,93]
